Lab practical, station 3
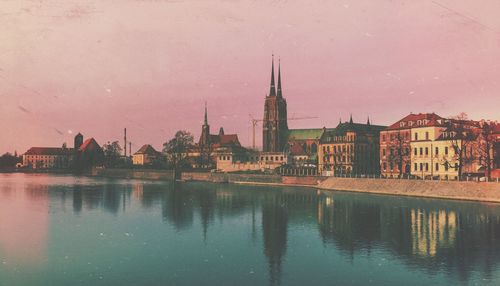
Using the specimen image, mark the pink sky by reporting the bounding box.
[1,0,500,153]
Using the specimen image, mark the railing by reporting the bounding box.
[319,172,500,182]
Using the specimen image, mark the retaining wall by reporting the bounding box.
[92,168,175,181]
[318,177,500,203]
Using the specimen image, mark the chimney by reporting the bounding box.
[124,128,127,157]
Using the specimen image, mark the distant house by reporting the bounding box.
[133,144,162,166]
[23,133,103,170]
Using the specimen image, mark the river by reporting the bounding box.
[0,173,499,286]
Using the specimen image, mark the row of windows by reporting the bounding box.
[382,148,410,157]
[414,131,431,141]
[413,146,450,156]
[413,162,456,172]
[325,135,357,142]
[381,132,410,142]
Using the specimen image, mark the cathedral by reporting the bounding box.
[262,56,288,152]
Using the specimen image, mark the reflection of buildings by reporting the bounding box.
[316,192,500,281]
[410,209,457,257]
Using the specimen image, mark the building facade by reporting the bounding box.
[318,117,385,175]
[380,113,443,177]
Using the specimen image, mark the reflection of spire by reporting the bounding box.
[262,195,288,286]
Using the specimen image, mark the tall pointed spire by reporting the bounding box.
[339,117,342,125]
[367,116,371,125]
[269,55,276,97]
[204,102,208,125]
[277,58,282,98]
[349,114,353,124]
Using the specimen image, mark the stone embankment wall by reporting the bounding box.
[318,177,500,203]
[92,168,175,181]
[181,172,326,186]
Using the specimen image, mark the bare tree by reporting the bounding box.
[477,122,495,181]
[443,114,476,179]
[163,130,194,173]
[387,131,410,177]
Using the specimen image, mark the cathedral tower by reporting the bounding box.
[199,103,210,147]
[263,56,288,152]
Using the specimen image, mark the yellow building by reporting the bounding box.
[410,118,481,180]
[132,144,162,166]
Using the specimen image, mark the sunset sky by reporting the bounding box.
[1,0,500,153]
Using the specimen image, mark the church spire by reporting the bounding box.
[269,55,276,97]
[277,58,282,98]
[367,116,371,125]
[204,102,208,125]
[349,114,353,124]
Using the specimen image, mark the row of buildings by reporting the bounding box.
[185,57,499,180]
[22,57,500,180]
[22,133,104,170]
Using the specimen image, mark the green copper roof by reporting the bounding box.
[286,128,332,141]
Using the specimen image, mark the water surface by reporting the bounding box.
[1,173,500,286]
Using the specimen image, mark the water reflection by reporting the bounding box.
[1,174,500,285]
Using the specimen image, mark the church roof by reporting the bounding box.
[286,128,331,141]
[79,138,102,153]
[134,144,160,156]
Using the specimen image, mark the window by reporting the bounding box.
[445,164,449,171]
[425,163,429,171]
[383,162,387,171]
[435,163,439,171]
[435,147,439,155]
[445,147,449,155]
[420,163,423,171]
[280,156,283,161]
[382,149,386,156]
[425,132,429,140]
[414,148,417,156]
[425,147,428,156]
[420,148,423,155]
[414,163,418,171]
[382,135,386,141]
[415,133,418,141]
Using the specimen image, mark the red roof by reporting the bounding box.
[386,113,444,130]
[24,147,73,156]
[79,138,102,152]
[134,144,160,155]
[219,134,240,146]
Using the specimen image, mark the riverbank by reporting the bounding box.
[317,177,500,203]
[91,168,175,181]
[85,169,500,203]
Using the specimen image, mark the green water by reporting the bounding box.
[0,173,499,286]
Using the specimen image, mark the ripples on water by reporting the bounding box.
[0,173,500,286]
